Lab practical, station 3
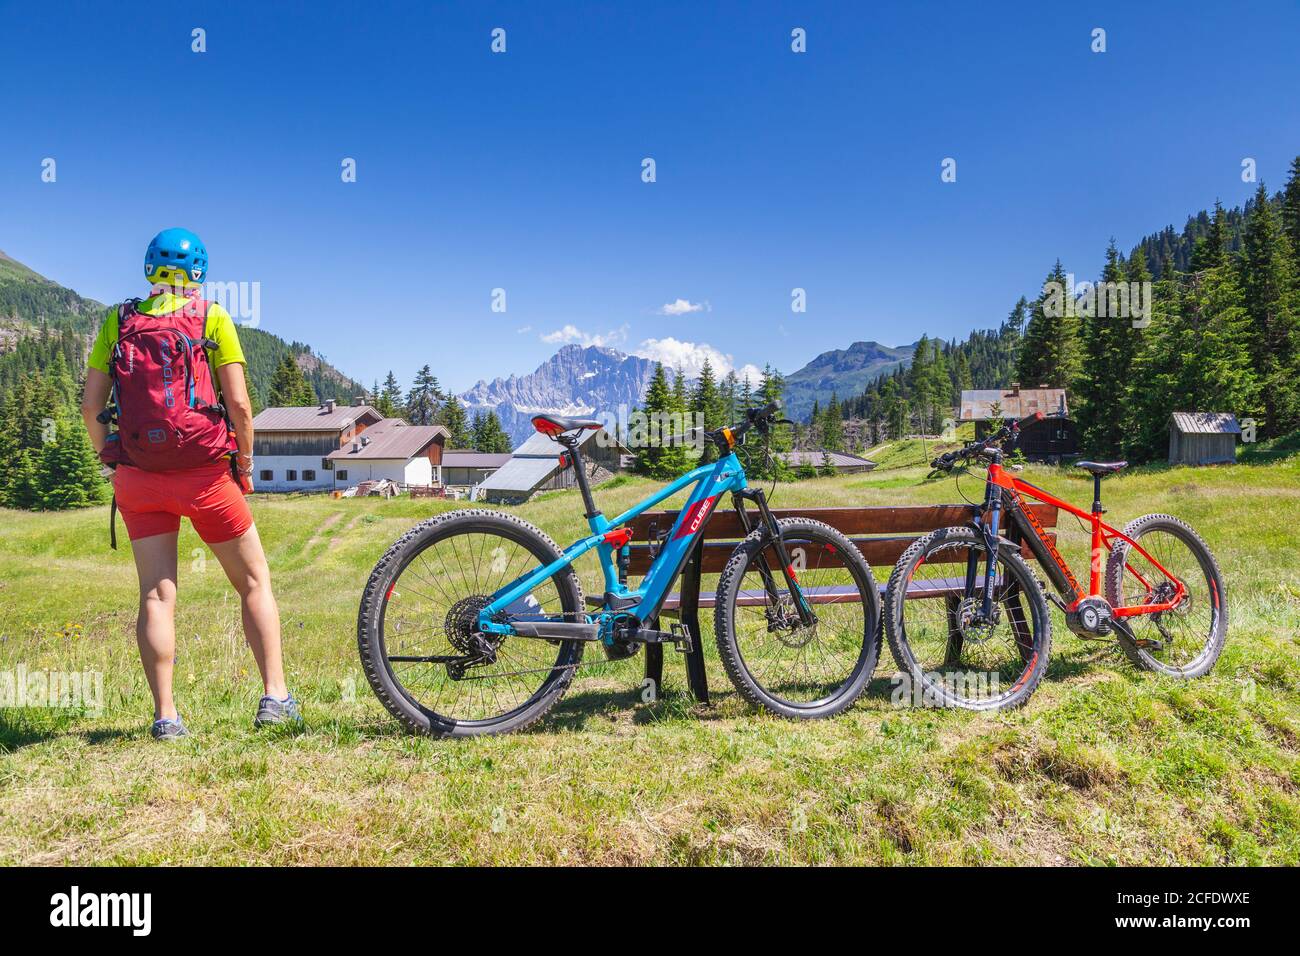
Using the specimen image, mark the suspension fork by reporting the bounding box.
[732,489,816,626]
[966,472,1004,620]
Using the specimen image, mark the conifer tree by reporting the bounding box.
[1239,182,1300,435]
[1281,156,1300,273]
[0,371,106,510]
[954,351,973,395]
[36,414,107,509]
[819,449,836,477]
[471,410,512,453]
[1076,240,1129,456]
[1017,260,1081,393]
[244,367,265,416]
[380,371,405,418]
[268,354,315,406]
[371,378,391,416]
[741,365,791,480]
[405,365,442,426]
[636,363,689,479]
[691,357,724,462]
[1001,296,1028,368]
[440,396,471,448]
[720,370,739,424]
[821,391,844,451]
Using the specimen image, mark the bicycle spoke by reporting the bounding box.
[377,529,580,723]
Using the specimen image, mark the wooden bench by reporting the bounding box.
[608,504,1059,703]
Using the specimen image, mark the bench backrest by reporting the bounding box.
[621,504,1058,574]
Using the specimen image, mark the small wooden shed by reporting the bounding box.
[1169,412,1240,465]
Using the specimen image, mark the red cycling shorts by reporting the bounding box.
[112,461,253,544]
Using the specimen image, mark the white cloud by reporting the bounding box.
[539,324,628,347]
[515,325,532,334]
[656,298,707,316]
[633,337,761,383]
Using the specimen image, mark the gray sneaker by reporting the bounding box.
[150,716,188,741]
[254,694,302,727]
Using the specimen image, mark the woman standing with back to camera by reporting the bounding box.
[80,228,299,740]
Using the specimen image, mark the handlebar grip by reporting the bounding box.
[748,400,781,421]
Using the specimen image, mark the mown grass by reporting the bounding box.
[1,451,1297,865]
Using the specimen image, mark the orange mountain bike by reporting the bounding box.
[883,413,1227,710]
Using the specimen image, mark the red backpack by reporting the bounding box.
[99,294,237,472]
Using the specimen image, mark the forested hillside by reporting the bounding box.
[0,251,365,410]
[835,159,1300,463]
[0,250,367,510]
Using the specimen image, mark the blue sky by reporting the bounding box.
[2,1,1298,392]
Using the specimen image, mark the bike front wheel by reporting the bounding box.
[884,525,1052,711]
[357,509,586,736]
[714,518,881,719]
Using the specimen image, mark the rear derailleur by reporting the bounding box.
[444,595,505,679]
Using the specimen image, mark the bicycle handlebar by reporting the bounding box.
[709,400,782,450]
[930,411,1050,472]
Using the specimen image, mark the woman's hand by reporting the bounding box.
[219,363,257,493]
[234,451,255,494]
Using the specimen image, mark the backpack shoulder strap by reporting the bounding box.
[116,297,143,337]
[181,296,216,345]
[196,299,220,350]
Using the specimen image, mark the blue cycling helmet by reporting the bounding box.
[144,228,208,286]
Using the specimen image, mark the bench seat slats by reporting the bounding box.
[621,534,1049,574]
[624,503,1056,539]
[585,576,994,610]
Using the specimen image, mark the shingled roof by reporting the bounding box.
[253,404,383,432]
[960,389,1068,421]
[325,420,449,460]
[1170,412,1241,435]
[777,450,877,469]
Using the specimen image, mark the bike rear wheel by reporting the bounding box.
[1105,513,1227,678]
[884,525,1051,711]
[714,518,880,719]
[357,509,585,736]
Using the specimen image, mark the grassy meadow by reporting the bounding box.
[1,447,1298,865]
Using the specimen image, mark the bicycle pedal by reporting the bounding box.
[671,622,694,654]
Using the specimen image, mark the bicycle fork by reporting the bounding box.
[732,488,816,628]
[965,479,1005,622]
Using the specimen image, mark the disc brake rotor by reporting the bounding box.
[767,601,817,648]
[1146,581,1185,644]
[956,596,1000,644]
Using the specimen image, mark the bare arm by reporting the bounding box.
[81,367,112,454]
[218,362,255,466]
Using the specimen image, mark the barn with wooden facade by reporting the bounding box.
[959,386,1078,463]
[1168,412,1240,466]
[252,401,447,492]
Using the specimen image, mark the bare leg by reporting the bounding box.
[208,524,287,699]
[130,532,180,720]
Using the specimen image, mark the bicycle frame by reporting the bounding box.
[981,462,1188,616]
[477,450,754,640]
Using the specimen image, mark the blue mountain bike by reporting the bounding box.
[357,402,881,736]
